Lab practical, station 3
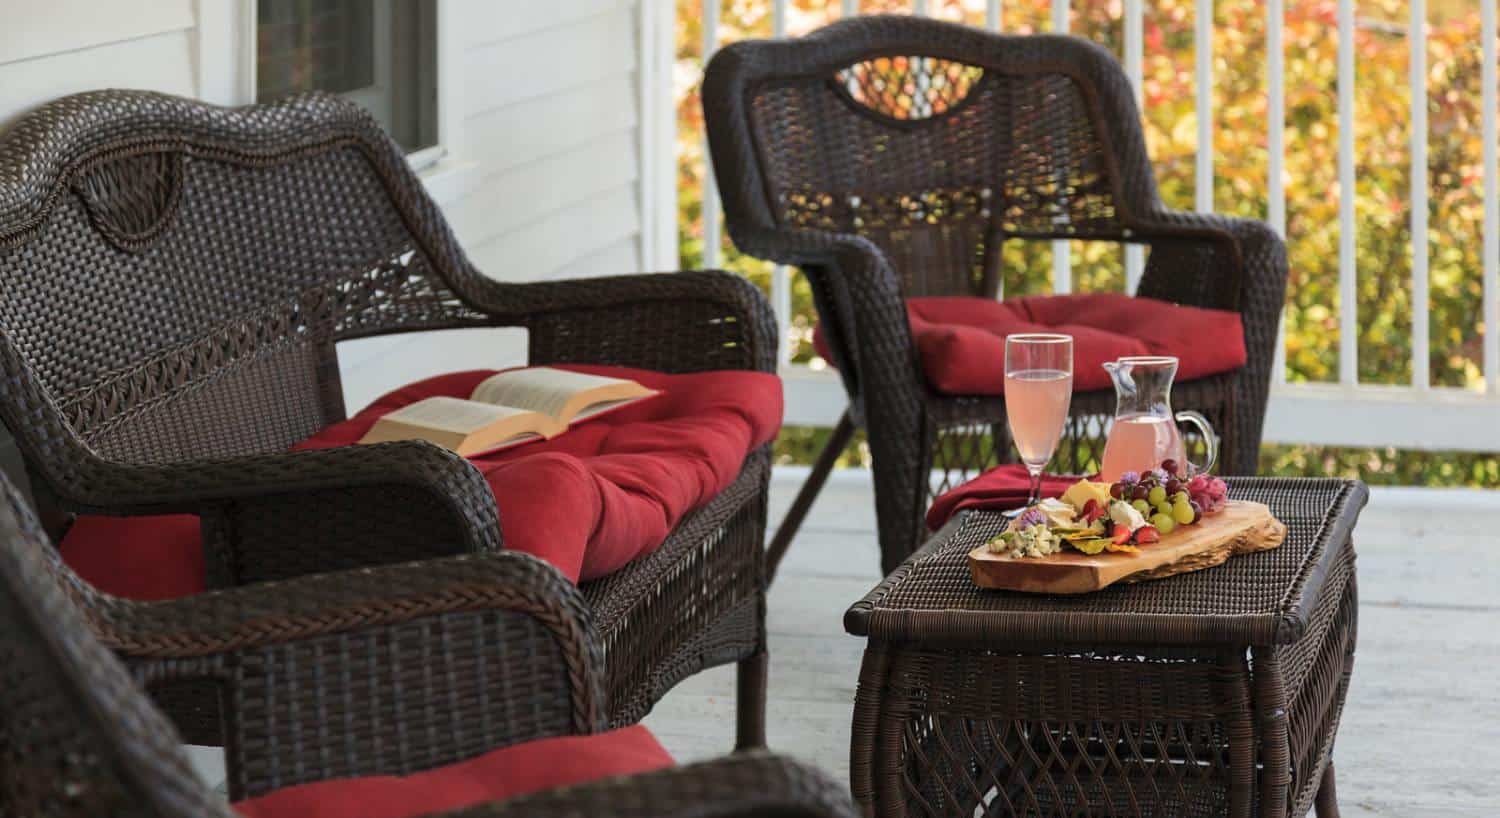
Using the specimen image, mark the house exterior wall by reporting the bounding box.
[0,0,654,490]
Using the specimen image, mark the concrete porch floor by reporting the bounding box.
[643,467,1500,818]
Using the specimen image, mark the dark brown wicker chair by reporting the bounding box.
[0,90,774,748]
[0,470,856,817]
[704,16,1288,576]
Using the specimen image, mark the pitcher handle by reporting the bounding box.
[1175,410,1218,475]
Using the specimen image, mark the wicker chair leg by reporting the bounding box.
[735,649,769,751]
[1313,762,1340,817]
[872,423,936,577]
[764,410,855,583]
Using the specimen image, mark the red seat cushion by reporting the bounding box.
[812,293,1247,395]
[232,725,673,818]
[58,365,783,598]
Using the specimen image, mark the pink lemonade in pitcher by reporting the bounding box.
[1003,368,1073,465]
[1099,413,1186,482]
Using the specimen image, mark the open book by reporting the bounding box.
[359,368,659,456]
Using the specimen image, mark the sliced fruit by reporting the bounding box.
[1135,525,1161,544]
[1112,526,1134,545]
[1061,480,1114,513]
[1068,537,1111,555]
[1103,540,1140,554]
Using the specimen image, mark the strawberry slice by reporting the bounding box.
[1079,499,1106,524]
[1112,526,1134,545]
[1135,525,1161,544]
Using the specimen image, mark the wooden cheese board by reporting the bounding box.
[968,500,1287,594]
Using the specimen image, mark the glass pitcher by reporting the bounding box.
[1098,356,1218,481]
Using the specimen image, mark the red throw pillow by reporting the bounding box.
[812,293,1247,394]
[233,725,673,818]
[58,365,783,598]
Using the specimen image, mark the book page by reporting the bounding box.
[379,396,529,434]
[469,367,653,420]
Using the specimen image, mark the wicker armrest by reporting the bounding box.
[471,752,857,818]
[477,270,778,374]
[106,552,606,799]
[58,440,501,585]
[1133,208,1287,468]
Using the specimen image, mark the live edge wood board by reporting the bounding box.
[967,500,1287,594]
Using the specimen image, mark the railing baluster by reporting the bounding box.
[771,0,792,370]
[1051,0,1072,294]
[1124,0,1144,293]
[701,0,721,270]
[1194,0,1213,214]
[1411,0,1429,390]
[1485,0,1499,393]
[1337,0,1357,385]
[1269,0,1287,385]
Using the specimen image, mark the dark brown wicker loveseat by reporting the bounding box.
[0,471,856,817]
[704,16,1288,575]
[0,90,774,747]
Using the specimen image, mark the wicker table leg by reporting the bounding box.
[1314,762,1340,818]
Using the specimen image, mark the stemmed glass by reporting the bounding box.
[1003,333,1074,514]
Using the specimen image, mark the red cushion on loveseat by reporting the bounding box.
[812,293,1246,395]
[233,725,673,818]
[58,365,782,598]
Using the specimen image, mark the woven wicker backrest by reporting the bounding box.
[707,16,1159,298]
[0,91,491,465]
[0,472,229,818]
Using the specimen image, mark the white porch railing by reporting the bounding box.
[681,0,1500,454]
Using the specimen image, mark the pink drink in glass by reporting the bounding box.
[1099,413,1186,481]
[1003,368,1073,467]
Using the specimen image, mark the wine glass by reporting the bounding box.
[1003,333,1074,514]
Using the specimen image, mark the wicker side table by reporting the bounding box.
[844,478,1366,818]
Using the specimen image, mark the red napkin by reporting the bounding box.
[926,465,1086,530]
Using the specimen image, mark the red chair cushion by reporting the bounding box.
[232,725,673,818]
[812,293,1247,395]
[58,365,783,598]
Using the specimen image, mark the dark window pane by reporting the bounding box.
[256,0,437,154]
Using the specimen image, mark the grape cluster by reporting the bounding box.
[1107,459,1224,536]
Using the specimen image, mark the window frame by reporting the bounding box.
[197,0,470,200]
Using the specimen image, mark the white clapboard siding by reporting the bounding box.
[0,29,197,127]
[336,327,531,413]
[553,235,646,279]
[0,0,193,66]
[462,73,640,184]
[468,185,641,282]
[447,129,640,251]
[462,0,624,48]
[462,4,637,118]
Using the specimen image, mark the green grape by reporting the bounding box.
[1147,485,1167,505]
[1131,499,1152,515]
[1151,513,1176,535]
[1155,501,1173,516]
[1172,501,1195,525]
[1172,491,1190,505]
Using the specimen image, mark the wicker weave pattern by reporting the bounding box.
[704,16,1288,573]
[0,472,853,818]
[845,478,1365,818]
[0,89,775,749]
